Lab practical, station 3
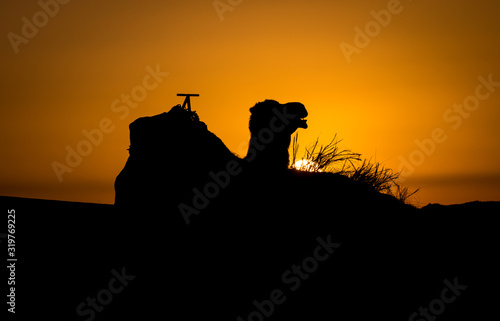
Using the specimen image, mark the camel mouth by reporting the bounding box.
[298,118,308,129]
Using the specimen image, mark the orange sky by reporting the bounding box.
[1,0,499,206]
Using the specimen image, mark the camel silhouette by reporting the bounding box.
[114,99,310,210]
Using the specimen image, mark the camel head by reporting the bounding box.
[249,100,308,137]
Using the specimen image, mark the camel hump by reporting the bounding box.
[114,105,238,210]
